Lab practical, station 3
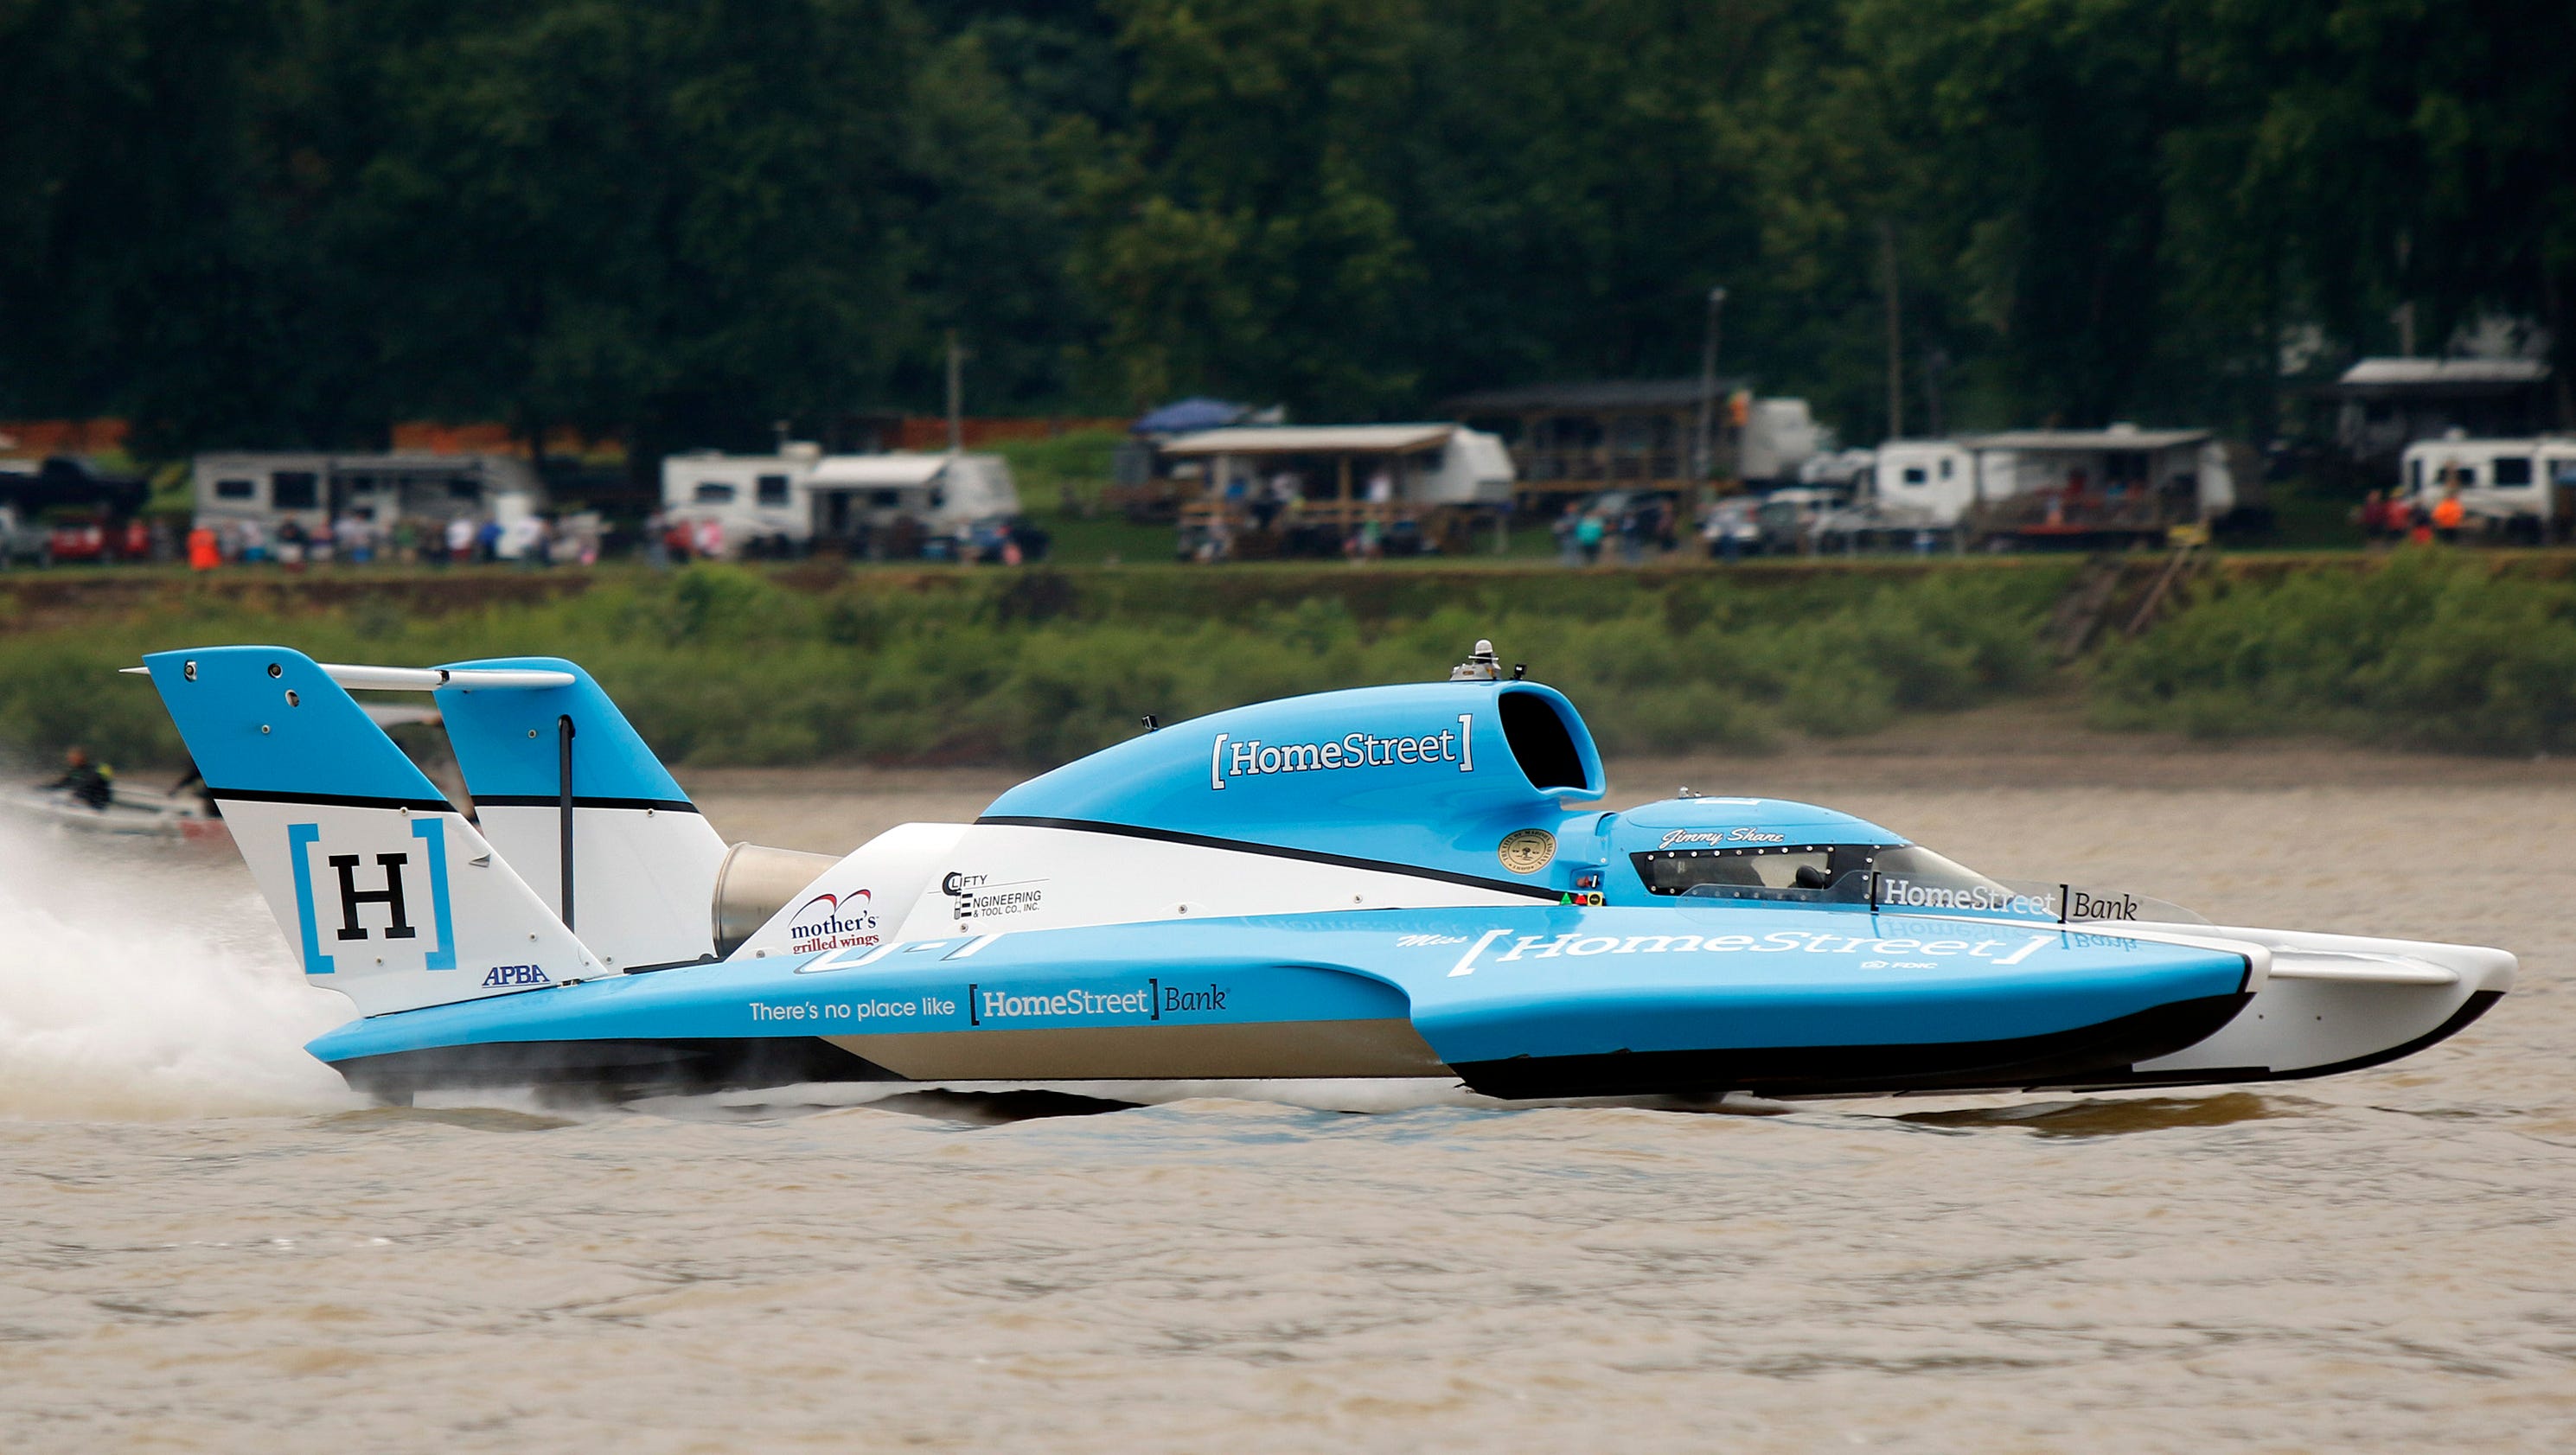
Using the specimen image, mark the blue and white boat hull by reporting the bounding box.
[127,644,2513,1103]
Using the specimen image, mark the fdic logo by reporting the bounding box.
[286,820,458,974]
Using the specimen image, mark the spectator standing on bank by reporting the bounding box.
[186,523,221,571]
[444,514,474,565]
[1575,511,1606,565]
[2432,488,2466,544]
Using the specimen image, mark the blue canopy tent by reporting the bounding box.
[1132,398,1251,436]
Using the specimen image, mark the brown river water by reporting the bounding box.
[3,746,2573,1452]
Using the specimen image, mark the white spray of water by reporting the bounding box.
[0,808,361,1120]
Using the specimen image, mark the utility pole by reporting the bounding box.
[1879,220,1904,439]
[944,329,964,454]
[1693,285,1728,485]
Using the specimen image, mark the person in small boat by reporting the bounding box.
[40,746,114,811]
[170,763,220,817]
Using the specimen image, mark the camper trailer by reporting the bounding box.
[2400,435,2576,542]
[1856,428,2236,546]
[1158,424,1515,559]
[1738,399,1825,488]
[193,452,544,539]
[660,447,1021,558]
[1863,441,1978,527]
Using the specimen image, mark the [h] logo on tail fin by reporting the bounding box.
[287,820,457,974]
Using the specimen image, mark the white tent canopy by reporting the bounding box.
[1160,424,1457,456]
[808,456,950,488]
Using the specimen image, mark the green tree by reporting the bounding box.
[1068,0,1425,413]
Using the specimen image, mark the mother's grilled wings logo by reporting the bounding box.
[788,888,879,953]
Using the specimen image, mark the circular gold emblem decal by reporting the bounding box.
[1498,828,1556,874]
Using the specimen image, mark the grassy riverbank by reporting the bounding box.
[2092,550,2576,755]
[4,549,2565,770]
[0,562,2067,769]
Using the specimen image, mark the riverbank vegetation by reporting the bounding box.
[15,552,2573,773]
[2093,552,2576,755]
[0,565,2064,770]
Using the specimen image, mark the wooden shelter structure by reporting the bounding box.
[1446,377,1752,509]
[1159,424,1512,558]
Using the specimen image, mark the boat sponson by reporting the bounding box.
[1448,991,2254,1099]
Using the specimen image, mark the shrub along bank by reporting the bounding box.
[0,565,2067,770]
[2092,552,2576,754]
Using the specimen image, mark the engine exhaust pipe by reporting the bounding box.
[710,842,842,957]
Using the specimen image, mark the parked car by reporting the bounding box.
[44,515,150,564]
[1698,497,1763,558]
[1753,486,1851,553]
[0,502,50,566]
[962,515,1054,564]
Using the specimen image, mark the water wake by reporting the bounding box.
[0,809,358,1120]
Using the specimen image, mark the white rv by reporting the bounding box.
[191,452,545,536]
[1863,440,1979,526]
[661,447,1022,558]
[2400,435,2576,540]
[1862,427,2235,542]
[1738,399,1824,487]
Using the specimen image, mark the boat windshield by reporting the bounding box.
[1659,842,2204,924]
[1863,846,2056,919]
[1643,842,2005,897]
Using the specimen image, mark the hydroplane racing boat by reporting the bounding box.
[129,644,2513,1102]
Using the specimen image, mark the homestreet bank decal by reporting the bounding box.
[1440,924,2088,977]
[968,978,1231,1025]
[1211,715,1474,789]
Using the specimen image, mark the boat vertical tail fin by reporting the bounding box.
[139,646,604,1016]
[432,657,725,973]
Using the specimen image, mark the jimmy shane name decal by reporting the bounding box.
[1440,926,2063,977]
[1211,715,1474,789]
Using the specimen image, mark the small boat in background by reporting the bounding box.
[2,786,230,843]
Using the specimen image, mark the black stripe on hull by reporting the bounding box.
[472,795,701,814]
[1449,992,2254,1101]
[330,1037,900,1099]
[2041,988,2505,1091]
[975,814,1563,901]
[212,787,456,814]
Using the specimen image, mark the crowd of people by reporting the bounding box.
[2354,487,2469,546]
[1551,496,1683,565]
[182,511,604,571]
